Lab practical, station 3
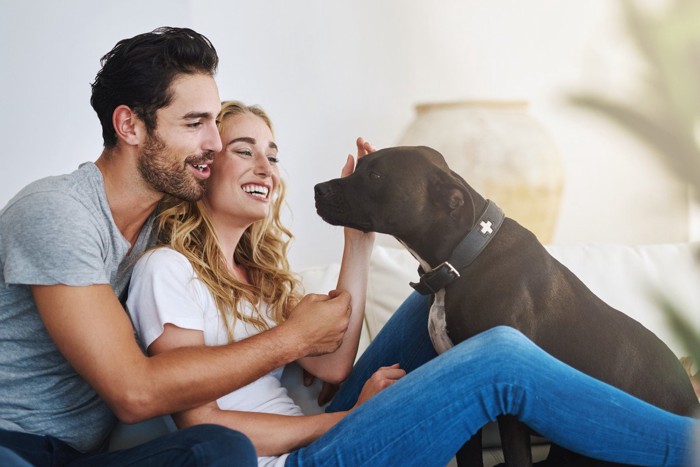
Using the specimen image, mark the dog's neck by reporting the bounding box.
[403,198,505,295]
[403,189,488,267]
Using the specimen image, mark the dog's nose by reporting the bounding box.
[314,182,332,199]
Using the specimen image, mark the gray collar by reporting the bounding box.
[410,200,505,295]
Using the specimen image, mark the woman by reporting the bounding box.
[127,100,697,466]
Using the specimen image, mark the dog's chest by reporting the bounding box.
[401,243,456,355]
[428,290,455,354]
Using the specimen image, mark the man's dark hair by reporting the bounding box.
[90,27,219,148]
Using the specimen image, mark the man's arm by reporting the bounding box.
[32,284,351,423]
[148,324,404,457]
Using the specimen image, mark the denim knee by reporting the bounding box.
[480,325,528,343]
[449,326,542,379]
[465,326,533,355]
[181,424,256,466]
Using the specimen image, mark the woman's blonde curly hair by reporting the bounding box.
[155,101,302,342]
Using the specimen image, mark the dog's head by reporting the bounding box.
[314,146,481,257]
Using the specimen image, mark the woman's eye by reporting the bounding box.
[236,150,253,157]
[267,156,280,164]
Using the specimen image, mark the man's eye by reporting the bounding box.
[187,122,203,128]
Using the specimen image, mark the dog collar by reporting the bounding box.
[409,200,505,295]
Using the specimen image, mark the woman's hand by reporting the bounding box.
[341,137,377,244]
[353,363,406,409]
[340,137,376,177]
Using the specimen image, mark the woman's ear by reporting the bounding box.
[112,105,144,146]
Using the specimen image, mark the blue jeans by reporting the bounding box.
[286,292,697,466]
[0,424,256,466]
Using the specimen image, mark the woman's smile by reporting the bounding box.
[242,183,270,200]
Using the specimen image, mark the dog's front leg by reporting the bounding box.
[456,429,483,467]
[498,415,532,466]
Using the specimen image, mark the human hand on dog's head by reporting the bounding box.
[340,137,377,244]
[340,137,377,177]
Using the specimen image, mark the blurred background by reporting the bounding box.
[1,0,697,270]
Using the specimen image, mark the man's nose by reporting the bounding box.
[206,121,222,153]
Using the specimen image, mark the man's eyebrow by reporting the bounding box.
[227,137,279,151]
[182,111,215,120]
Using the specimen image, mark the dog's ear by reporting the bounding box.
[449,168,470,188]
[429,170,467,217]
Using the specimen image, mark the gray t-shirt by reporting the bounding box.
[0,162,155,453]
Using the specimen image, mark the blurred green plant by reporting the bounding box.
[570,0,700,373]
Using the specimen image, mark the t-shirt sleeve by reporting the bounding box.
[126,248,207,349]
[1,191,110,286]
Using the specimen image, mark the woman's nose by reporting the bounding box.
[255,153,272,175]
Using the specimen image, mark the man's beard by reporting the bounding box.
[138,132,212,202]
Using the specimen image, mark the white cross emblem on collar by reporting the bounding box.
[480,220,493,235]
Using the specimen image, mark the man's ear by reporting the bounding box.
[112,105,145,146]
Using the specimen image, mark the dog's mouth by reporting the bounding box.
[315,204,374,232]
[314,181,376,232]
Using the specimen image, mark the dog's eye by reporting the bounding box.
[369,172,383,180]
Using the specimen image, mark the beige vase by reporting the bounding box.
[397,100,564,244]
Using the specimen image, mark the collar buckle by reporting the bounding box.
[408,200,505,296]
[409,261,461,295]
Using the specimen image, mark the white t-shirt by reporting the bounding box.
[126,247,303,466]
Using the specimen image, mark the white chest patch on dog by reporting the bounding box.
[399,241,455,355]
[428,290,454,354]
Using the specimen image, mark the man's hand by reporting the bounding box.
[284,290,352,357]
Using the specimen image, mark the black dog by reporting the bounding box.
[314,145,699,467]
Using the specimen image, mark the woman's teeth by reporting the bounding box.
[242,184,269,198]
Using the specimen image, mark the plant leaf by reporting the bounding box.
[570,94,700,190]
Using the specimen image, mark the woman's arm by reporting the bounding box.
[176,402,347,457]
[150,322,404,456]
[297,138,376,383]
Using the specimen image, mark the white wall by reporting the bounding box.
[0,0,692,271]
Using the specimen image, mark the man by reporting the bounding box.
[0,27,351,466]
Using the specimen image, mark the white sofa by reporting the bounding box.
[110,240,700,464]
